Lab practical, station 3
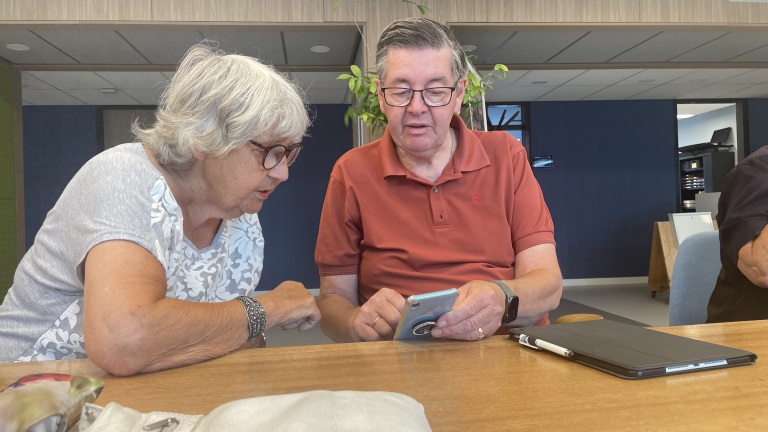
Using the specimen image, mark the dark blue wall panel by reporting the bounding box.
[747,98,768,155]
[530,100,678,278]
[23,106,100,248]
[257,105,352,290]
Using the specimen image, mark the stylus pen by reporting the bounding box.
[518,334,574,358]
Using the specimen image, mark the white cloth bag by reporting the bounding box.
[79,390,432,432]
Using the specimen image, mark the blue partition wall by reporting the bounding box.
[529,100,678,279]
[747,98,768,155]
[257,105,351,290]
[22,106,101,248]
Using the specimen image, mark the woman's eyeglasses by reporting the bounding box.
[249,141,303,170]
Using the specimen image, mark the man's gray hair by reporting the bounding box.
[134,43,310,170]
[375,17,468,83]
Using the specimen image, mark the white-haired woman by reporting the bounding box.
[0,44,320,375]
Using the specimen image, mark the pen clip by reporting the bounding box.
[518,334,542,350]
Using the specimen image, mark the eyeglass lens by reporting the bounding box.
[264,145,302,169]
[384,87,454,107]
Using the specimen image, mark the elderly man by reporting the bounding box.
[315,17,562,342]
[708,145,768,322]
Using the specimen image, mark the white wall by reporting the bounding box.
[677,104,737,148]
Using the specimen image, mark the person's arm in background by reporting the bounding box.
[431,243,562,340]
[317,274,405,342]
[83,240,320,376]
[737,225,768,288]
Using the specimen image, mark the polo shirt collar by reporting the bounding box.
[378,114,490,181]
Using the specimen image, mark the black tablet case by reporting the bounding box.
[509,319,756,379]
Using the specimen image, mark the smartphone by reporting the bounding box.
[393,288,459,340]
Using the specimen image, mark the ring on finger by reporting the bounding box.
[477,327,485,341]
[372,316,381,327]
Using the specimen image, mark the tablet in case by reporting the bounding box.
[509,319,757,379]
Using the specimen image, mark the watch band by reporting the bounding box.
[491,280,519,325]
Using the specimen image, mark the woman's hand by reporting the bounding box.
[256,281,321,332]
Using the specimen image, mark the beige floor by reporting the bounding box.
[265,282,671,347]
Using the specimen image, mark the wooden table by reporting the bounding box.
[2,321,767,431]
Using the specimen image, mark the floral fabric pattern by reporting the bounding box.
[16,177,264,361]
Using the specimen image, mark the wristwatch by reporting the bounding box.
[491,280,519,325]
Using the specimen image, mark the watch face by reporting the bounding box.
[508,296,519,322]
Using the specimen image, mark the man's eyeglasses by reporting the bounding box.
[380,86,457,107]
[249,141,303,170]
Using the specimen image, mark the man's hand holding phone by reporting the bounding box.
[351,288,405,342]
[429,281,506,341]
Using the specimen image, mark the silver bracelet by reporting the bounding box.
[236,296,266,346]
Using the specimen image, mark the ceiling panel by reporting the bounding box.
[583,85,656,100]
[611,30,731,63]
[121,88,164,105]
[489,85,557,102]
[665,68,753,85]
[451,28,516,65]
[672,30,768,62]
[548,30,660,63]
[118,27,207,65]
[28,71,113,89]
[631,84,708,100]
[721,83,768,99]
[719,68,768,84]
[677,83,755,99]
[198,26,286,65]
[615,69,698,86]
[567,69,643,85]
[22,89,84,105]
[0,28,77,64]
[21,72,55,90]
[730,44,768,62]
[33,27,149,64]
[536,85,605,101]
[512,70,587,86]
[66,89,141,105]
[283,28,358,66]
[488,30,588,64]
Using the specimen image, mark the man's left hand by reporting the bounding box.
[429,280,505,341]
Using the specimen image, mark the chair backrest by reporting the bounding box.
[668,231,721,325]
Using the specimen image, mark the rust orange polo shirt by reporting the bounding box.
[316,115,555,310]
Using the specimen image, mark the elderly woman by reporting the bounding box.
[0,44,320,376]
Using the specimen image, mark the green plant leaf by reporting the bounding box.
[350,64,362,78]
[337,73,353,80]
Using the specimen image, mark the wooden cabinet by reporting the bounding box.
[679,151,734,212]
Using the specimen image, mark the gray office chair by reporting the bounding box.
[668,231,721,325]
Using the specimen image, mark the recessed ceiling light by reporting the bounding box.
[6,44,30,51]
[100,88,118,94]
[677,114,695,119]
[531,81,548,85]
[310,45,331,53]
[638,79,656,84]
[462,44,477,52]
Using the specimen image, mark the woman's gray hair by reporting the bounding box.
[375,17,468,83]
[134,42,310,170]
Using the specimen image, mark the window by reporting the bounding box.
[485,103,529,154]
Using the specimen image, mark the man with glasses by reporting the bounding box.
[315,17,562,342]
